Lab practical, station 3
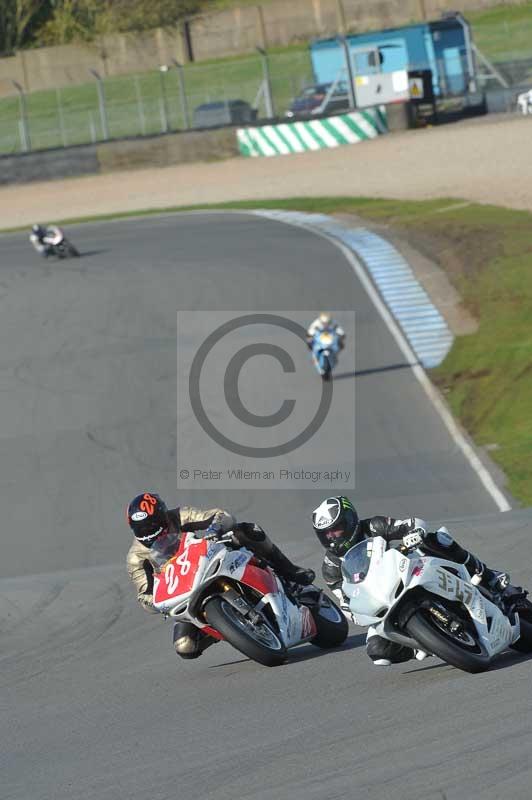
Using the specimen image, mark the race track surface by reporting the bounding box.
[1,214,530,800]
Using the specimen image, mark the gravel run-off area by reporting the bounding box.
[1,115,531,230]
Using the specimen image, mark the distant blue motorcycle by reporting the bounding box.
[311,328,340,381]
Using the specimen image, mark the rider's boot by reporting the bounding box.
[173,622,218,660]
[465,554,511,595]
[234,523,315,586]
[366,628,414,666]
[422,531,512,596]
[266,543,316,586]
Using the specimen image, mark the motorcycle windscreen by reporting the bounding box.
[341,539,389,618]
[341,541,372,586]
[150,532,182,569]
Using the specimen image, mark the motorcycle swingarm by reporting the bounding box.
[203,587,263,625]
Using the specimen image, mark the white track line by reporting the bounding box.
[254,211,511,513]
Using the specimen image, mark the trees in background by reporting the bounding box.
[0,0,50,54]
[0,0,207,52]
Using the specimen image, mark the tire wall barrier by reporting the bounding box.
[0,127,240,186]
[237,107,387,157]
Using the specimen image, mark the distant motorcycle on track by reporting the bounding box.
[310,327,341,381]
[29,224,80,259]
[152,529,348,667]
[341,533,532,674]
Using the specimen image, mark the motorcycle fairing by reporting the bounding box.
[343,536,520,658]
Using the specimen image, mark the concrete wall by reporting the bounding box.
[0,0,525,96]
[0,28,188,96]
[0,143,99,186]
[0,127,239,186]
[96,127,238,173]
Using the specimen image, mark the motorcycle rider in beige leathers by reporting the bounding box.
[126,492,315,659]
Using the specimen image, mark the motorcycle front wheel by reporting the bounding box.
[204,595,287,667]
[66,240,80,257]
[511,602,532,653]
[405,601,491,673]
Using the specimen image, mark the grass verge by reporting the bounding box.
[7,194,531,503]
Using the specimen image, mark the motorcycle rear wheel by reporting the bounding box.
[204,595,287,667]
[405,604,491,673]
[311,597,348,648]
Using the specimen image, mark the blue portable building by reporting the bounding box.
[310,15,474,97]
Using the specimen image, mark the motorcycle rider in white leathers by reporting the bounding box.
[29,223,63,257]
[312,496,514,666]
[126,492,315,659]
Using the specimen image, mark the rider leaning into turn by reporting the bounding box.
[126,493,315,660]
[29,223,62,257]
[312,495,514,667]
[306,312,346,349]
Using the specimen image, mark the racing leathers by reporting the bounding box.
[306,316,345,349]
[127,505,314,659]
[29,225,63,256]
[321,516,509,666]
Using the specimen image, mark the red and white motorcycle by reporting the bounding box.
[152,530,348,666]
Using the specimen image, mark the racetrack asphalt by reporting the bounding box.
[1,213,531,800]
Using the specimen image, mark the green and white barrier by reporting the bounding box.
[237,107,387,158]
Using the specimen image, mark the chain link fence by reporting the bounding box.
[0,50,313,155]
[2,41,532,155]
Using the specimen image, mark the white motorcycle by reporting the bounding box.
[341,533,532,673]
[152,530,348,667]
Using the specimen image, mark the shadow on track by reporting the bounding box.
[403,649,532,676]
[279,633,367,666]
[208,634,366,669]
[77,249,110,258]
[334,362,416,381]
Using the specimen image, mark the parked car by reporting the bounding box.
[192,99,257,129]
[285,82,351,119]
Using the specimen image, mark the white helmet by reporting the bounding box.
[319,312,332,326]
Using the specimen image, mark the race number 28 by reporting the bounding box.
[165,563,179,594]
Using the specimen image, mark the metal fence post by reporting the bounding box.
[133,76,147,135]
[159,65,170,133]
[172,59,190,130]
[56,87,67,147]
[88,112,97,143]
[339,37,356,110]
[11,80,31,152]
[89,68,109,140]
[256,47,274,118]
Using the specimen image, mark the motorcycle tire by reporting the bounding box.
[204,595,287,667]
[66,241,80,257]
[405,604,491,673]
[310,597,348,649]
[511,606,532,653]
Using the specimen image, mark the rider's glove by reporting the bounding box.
[402,530,424,549]
[203,524,223,541]
[398,517,427,549]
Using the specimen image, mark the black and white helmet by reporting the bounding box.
[312,496,359,555]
